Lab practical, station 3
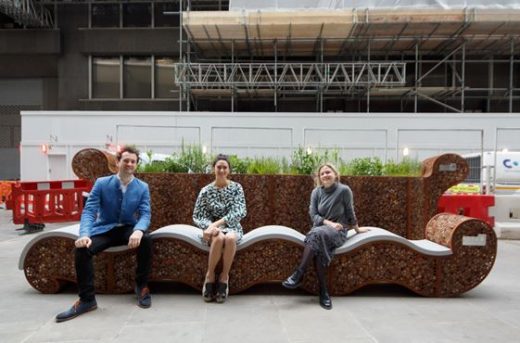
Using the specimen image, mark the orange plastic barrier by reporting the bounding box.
[438,194,495,227]
[11,180,92,225]
[0,181,16,207]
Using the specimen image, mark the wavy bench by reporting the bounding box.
[19,213,496,297]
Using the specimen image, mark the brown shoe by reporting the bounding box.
[135,286,151,308]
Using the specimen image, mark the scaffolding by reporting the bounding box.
[174,62,406,92]
[176,2,520,113]
[0,0,53,27]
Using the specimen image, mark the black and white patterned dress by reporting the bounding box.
[305,182,357,267]
[193,181,247,241]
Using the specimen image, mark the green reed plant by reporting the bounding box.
[246,157,282,175]
[279,157,292,174]
[176,144,210,173]
[382,157,422,176]
[138,161,168,173]
[341,157,384,176]
[137,145,422,177]
[290,147,341,175]
[228,155,251,174]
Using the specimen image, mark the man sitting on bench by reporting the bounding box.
[56,145,152,322]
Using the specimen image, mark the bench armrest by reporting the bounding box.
[425,213,496,251]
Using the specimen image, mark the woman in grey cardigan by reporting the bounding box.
[282,163,369,310]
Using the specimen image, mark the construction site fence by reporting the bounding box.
[10,180,92,225]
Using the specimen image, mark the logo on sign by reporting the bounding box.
[503,159,520,169]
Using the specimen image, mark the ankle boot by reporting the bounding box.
[314,257,332,309]
[282,269,304,289]
[319,287,332,310]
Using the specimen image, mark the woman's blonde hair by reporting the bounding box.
[315,162,340,187]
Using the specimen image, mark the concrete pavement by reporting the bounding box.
[1,209,519,343]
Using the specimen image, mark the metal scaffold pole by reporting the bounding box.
[178,0,184,112]
[510,39,515,113]
[461,42,466,113]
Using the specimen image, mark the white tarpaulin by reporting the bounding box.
[230,0,520,10]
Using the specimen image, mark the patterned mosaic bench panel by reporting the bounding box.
[19,213,496,297]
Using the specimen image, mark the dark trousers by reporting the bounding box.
[75,225,152,302]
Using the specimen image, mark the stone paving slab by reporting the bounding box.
[1,209,519,343]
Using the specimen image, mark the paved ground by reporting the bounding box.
[1,208,520,343]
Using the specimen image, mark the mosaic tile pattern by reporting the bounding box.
[23,213,496,296]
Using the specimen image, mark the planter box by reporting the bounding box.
[137,153,468,240]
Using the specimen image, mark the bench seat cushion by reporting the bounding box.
[335,227,452,257]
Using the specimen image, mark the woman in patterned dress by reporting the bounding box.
[193,154,247,303]
[282,163,369,310]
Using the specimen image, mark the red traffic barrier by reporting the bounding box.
[438,194,495,227]
[11,180,92,225]
[0,181,16,208]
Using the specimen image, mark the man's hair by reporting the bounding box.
[117,145,140,163]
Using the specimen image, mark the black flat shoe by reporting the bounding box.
[215,282,228,304]
[282,269,303,289]
[202,282,215,302]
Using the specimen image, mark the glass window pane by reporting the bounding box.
[155,3,180,27]
[124,57,151,98]
[123,3,151,28]
[92,57,120,98]
[91,4,120,28]
[155,57,178,98]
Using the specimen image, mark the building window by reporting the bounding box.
[155,57,178,98]
[91,55,178,99]
[124,57,152,98]
[155,3,180,27]
[92,57,120,98]
[123,3,151,27]
[91,4,120,28]
[90,2,183,28]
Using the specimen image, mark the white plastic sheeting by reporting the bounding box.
[230,0,520,10]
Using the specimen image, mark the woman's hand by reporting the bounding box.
[203,224,221,241]
[354,226,370,233]
[325,220,344,231]
[202,229,213,241]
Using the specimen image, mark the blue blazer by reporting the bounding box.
[79,175,151,238]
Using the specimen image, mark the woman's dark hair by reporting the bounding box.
[212,153,231,170]
[117,145,140,163]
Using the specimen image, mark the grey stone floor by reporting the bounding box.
[1,208,519,343]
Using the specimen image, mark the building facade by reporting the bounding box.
[1,0,520,179]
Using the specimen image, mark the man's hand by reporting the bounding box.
[128,230,144,249]
[75,236,92,248]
